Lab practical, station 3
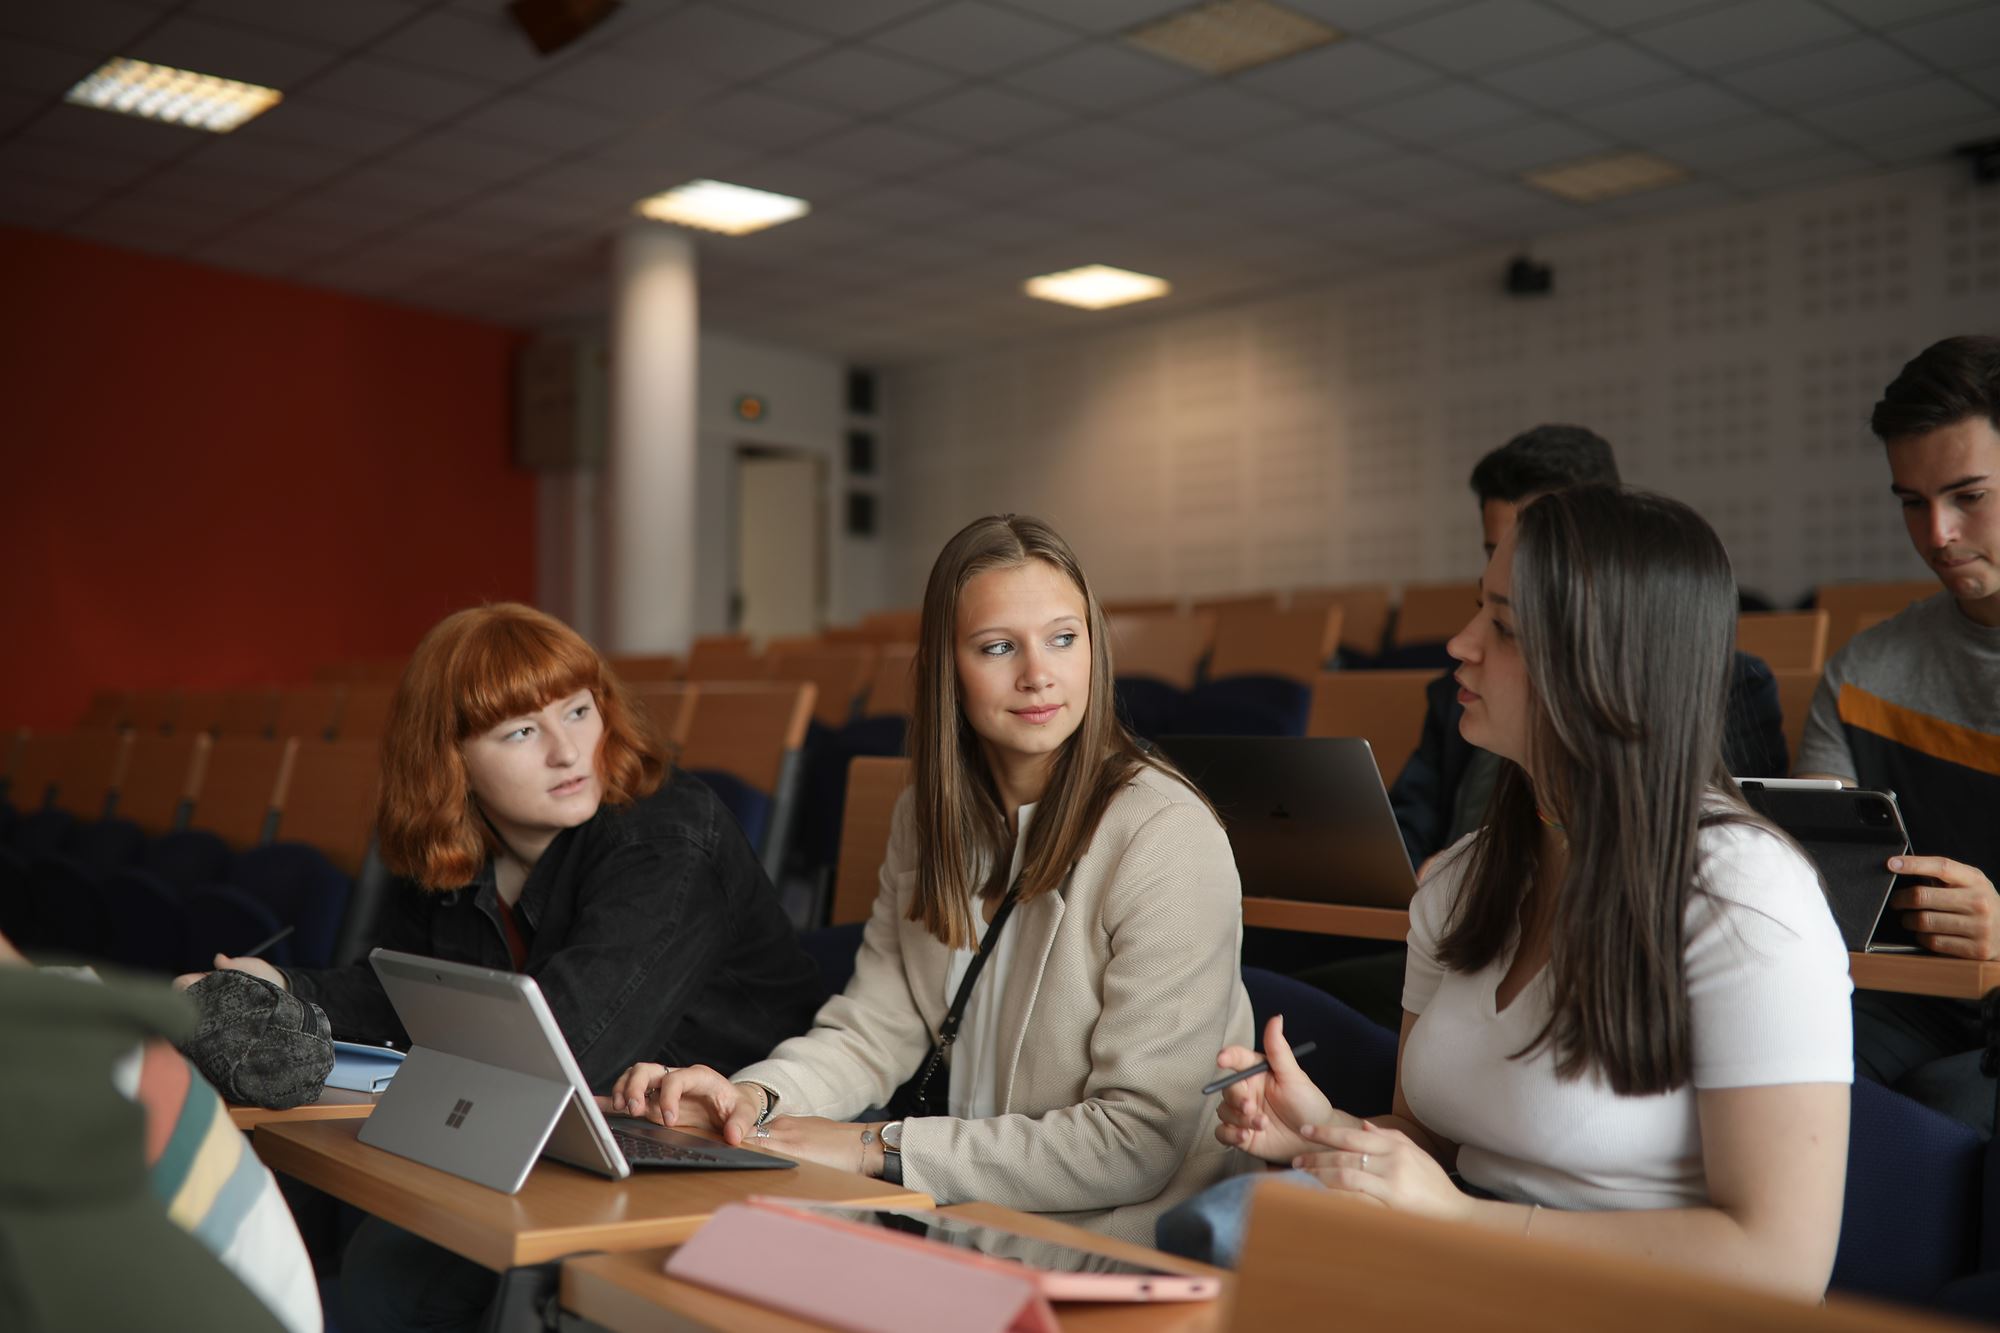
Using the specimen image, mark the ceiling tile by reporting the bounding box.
[1566,82,1761,140]
[1849,109,2000,166]
[1411,179,1584,230]
[868,3,1079,77]
[1,0,162,54]
[1435,117,1610,173]
[68,192,229,253]
[779,45,956,116]
[527,48,721,118]
[136,162,300,212]
[1885,5,2000,70]
[1715,36,1929,111]
[1006,121,1178,173]
[1238,41,1440,113]
[815,183,972,226]
[1324,150,1492,199]
[0,174,99,230]
[188,0,418,48]
[1540,0,1728,25]
[178,131,354,186]
[1116,152,1279,202]
[0,137,158,190]
[1115,84,1301,148]
[1375,0,1593,73]
[1819,0,1992,27]
[614,4,828,79]
[923,153,1067,203]
[902,84,1075,148]
[1656,117,1832,170]
[125,14,341,87]
[1627,0,1856,71]
[1282,0,1476,34]
[307,59,493,124]
[380,130,547,184]
[1478,38,1682,109]
[1714,146,1874,190]
[585,119,761,176]
[1345,83,1535,145]
[1236,119,1401,173]
[1589,177,1739,219]
[245,96,419,158]
[367,9,548,85]
[1028,181,1163,226]
[937,207,1078,249]
[804,122,966,176]
[0,36,99,95]
[1223,180,1357,223]
[16,101,201,162]
[683,88,850,151]
[1798,79,1991,142]
[1000,41,1201,112]
[726,0,935,39]
[453,94,623,152]
[725,154,873,201]
[996,0,1193,32]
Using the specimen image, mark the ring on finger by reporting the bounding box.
[754,1124,772,1139]
[1360,1152,1370,1171]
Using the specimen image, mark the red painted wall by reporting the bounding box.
[0,227,534,730]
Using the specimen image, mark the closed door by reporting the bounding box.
[735,453,823,639]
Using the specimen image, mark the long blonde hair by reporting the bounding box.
[906,515,1198,948]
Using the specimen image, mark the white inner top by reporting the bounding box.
[1398,817,1854,1212]
[945,801,1036,1121]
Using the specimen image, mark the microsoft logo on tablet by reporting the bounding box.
[446,1099,473,1129]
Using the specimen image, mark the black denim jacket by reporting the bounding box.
[282,770,824,1092]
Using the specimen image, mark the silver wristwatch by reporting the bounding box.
[875,1120,904,1184]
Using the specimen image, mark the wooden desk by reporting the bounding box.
[1243,901,2000,999]
[228,1086,376,1131]
[560,1201,1228,1333]
[254,1118,929,1271]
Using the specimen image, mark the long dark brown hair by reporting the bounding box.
[907,514,1201,948]
[1437,486,1764,1096]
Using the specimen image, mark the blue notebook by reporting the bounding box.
[327,1041,405,1094]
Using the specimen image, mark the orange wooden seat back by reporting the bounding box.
[629,684,698,756]
[1773,670,1822,773]
[862,644,918,720]
[272,738,381,877]
[686,636,769,683]
[608,655,685,683]
[1736,610,1830,674]
[13,731,132,817]
[213,689,280,738]
[771,647,878,729]
[116,734,212,835]
[1292,584,1394,656]
[1815,579,1936,660]
[190,737,296,849]
[1207,605,1342,686]
[126,690,183,735]
[1108,612,1215,691]
[338,687,397,741]
[680,683,816,793]
[831,757,911,926]
[274,685,345,742]
[1394,581,1480,647]
[79,690,132,730]
[1306,670,1436,785]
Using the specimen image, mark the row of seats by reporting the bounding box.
[1,732,378,973]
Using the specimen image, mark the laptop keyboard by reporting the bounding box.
[611,1127,736,1166]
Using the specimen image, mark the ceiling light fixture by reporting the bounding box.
[1523,150,1688,203]
[1124,0,1341,76]
[65,57,282,133]
[634,179,809,235]
[1024,264,1171,310]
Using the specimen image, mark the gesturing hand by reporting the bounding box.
[1293,1120,1471,1223]
[1890,856,2000,961]
[1212,1014,1342,1164]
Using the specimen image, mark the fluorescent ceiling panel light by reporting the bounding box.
[1523,150,1689,203]
[1124,0,1341,76]
[634,179,810,235]
[65,57,282,133]
[1024,264,1171,310]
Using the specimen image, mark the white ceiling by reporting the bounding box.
[3,0,1997,364]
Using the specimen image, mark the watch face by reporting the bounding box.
[881,1120,903,1150]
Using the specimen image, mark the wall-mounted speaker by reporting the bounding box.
[508,0,619,55]
[847,368,877,416]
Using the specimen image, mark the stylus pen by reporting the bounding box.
[1202,1042,1317,1096]
[240,924,296,959]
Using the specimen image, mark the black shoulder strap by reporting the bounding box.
[904,877,1025,1115]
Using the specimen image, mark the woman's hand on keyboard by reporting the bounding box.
[609,1063,757,1144]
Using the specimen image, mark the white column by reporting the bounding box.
[602,223,698,655]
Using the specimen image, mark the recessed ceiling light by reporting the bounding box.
[1523,150,1689,203]
[1024,265,1172,311]
[65,57,282,133]
[634,179,810,235]
[1125,0,1341,76]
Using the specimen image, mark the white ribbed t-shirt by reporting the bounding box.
[944,802,1035,1120]
[1399,818,1853,1211]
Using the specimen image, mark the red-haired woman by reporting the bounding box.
[179,604,823,1332]
[184,601,821,1088]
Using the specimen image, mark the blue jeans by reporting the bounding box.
[1155,1169,1325,1267]
[337,1216,496,1333]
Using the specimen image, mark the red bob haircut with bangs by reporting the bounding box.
[376,602,665,890]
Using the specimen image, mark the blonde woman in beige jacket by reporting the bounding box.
[610,514,1254,1244]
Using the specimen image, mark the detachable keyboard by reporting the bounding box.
[607,1124,794,1170]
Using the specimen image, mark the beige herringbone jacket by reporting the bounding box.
[734,764,1253,1245]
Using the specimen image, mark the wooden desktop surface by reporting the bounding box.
[560,1200,1229,1333]
[254,1117,929,1271]
[1242,900,2000,998]
[229,1086,377,1131]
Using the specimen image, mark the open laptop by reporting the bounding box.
[1737,780,1920,953]
[1159,736,1420,909]
[359,949,795,1194]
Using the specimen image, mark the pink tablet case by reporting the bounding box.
[665,1202,1059,1333]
